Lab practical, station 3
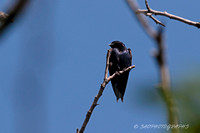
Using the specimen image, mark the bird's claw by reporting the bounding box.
[115,71,120,76]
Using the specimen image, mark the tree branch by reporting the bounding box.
[126,0,179,133]
[136,0,200,28]
[154,29,179,133]
[0,12,9,23]
[148,14,165,27]
[77,49,135,133]
[126,0,157,39]
[0,0,29,35]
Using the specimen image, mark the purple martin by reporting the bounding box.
[108,41,132,102]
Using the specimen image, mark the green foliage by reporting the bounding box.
[173,74,200,133]
[132,72,200,133]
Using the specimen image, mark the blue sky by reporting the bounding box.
[0,0,199,133]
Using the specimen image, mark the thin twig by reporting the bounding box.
[145,0,150,11]
[149,15,165,27]
[107,65,135,81]
[126,0,179,133]
[77,49,135,133]
[104,49,111,81]
[0,0,29,35]
[137,0,200,28]
[126,0,157,39]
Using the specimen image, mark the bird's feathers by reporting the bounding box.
[108,41,132,102]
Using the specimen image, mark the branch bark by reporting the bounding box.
[126,0,157,39]
[77,49,135,133]
[0,12,9,23]
[0,0,29,35]
[136,0,200,28]
[154,30,178,131]
[126,0,179,133]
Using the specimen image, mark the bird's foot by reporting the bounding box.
[115,71,120,76]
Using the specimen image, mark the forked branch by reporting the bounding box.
[0,0,29,35]
[126,0,179,133]
[136,0,200,28]
[77,49,135,133]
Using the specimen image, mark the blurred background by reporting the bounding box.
[0,0,199,133]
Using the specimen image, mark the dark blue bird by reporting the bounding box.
[108,41,132,102]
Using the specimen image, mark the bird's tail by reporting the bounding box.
[114,87,123,102]
[116,97,123,102]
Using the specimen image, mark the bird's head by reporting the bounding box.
[109,41,126,51]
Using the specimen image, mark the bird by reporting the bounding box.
[108,41,132,102]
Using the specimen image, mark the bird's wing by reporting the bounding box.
[128,48,132,65]
[108,48,132,101]
[109,48,120,75]
[118,49,132,70]
[109,49,123,101]
[115,49,131,101]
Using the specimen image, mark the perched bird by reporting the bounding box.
[108,41,132,102]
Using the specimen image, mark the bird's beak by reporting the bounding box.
[108,43,112,46]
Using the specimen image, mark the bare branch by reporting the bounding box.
[154,29,170,89]
[148,14,165,27]
[104,49,111,81]
[0,12,9,22]
[145,0,150,11]
[107,65,135,82]
[126,0,179,132]
[77,50,135,133]
[137,0,200,28]
[0,0,29,35]
[126,0,157,39]
[154,30,179,130]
